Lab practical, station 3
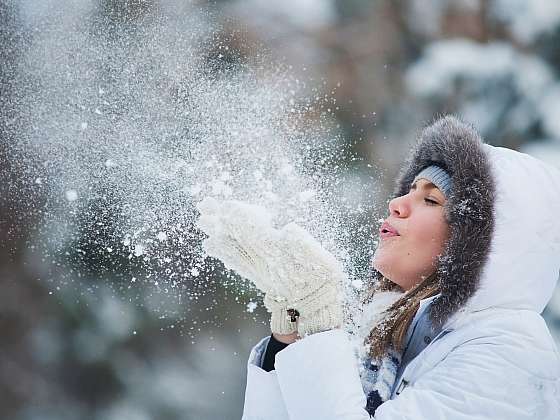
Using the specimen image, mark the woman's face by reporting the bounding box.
[372,178,450,291]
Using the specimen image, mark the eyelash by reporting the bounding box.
[410,186,440,205]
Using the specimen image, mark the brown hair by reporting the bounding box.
[364,272,440,360]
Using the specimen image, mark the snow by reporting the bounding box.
[537,83,560,139]
[347,290,404,401]
[252,170,263,181]
[406,38,560,137]
[406,40,515,98]
[513,56,554,102]
[12,0,359,279]
[105,159,117,168]
[189,184,202,196]
[211,180,233,197]
[351,279,364,289]
[279,163,294,176]
[133,244,145,257]
[219,171,232,182]
[353,291,403,347]
[4,1,560,417]
[65,189,78,201]
[491,0,560,44]
[298,189,315,202]
[246,301,258,313]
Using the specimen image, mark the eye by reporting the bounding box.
[424,198,439,206]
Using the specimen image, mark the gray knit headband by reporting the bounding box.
[413,165,453,198]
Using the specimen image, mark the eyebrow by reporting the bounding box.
[410,180,437,190]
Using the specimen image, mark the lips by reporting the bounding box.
[380,221,400,239]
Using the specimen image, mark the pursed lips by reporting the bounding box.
[380,220,400,239]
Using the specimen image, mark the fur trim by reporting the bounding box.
[388,115,496,327]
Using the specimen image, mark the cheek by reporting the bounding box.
[401,212,447,261]
[413,219,449,259]
[371,213,449,280]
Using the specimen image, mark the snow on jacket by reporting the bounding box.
[241,116,560,420]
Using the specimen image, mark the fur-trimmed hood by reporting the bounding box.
[386,115,560,327]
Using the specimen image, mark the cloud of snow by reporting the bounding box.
[6,0,380,327]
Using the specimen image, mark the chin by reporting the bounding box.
[372,247,393,275]
[372,254,407,290]
[372,257,392,280]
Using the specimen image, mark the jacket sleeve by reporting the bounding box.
[273,327,560,420]
[242,336,291,420]
[274,329,371,420]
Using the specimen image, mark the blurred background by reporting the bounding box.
[2,0,560,419]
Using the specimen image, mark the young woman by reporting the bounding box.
[197,115,560,419]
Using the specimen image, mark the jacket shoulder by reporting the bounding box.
[442,309,560,378]
[381,310,560,420]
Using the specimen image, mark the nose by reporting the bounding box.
[388,194,409,218]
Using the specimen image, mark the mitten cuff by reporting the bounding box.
[297,304,343,337]
[270,309,298,335]
[264,294,298,335]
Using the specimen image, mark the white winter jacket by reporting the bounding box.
[241,142,560,419]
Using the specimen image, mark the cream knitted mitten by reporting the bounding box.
[196,197,346,337]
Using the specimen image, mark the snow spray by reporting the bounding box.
[3,0,382,332]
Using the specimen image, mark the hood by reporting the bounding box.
[470,144,560,314]
[389,115,560,327]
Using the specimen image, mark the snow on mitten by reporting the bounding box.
[263,293,299,335]
[196,197,277,293]
[196,198,347,337]
[196,197,299,334]
[257,222,346,337]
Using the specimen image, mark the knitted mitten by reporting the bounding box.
[196,197,346,337]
